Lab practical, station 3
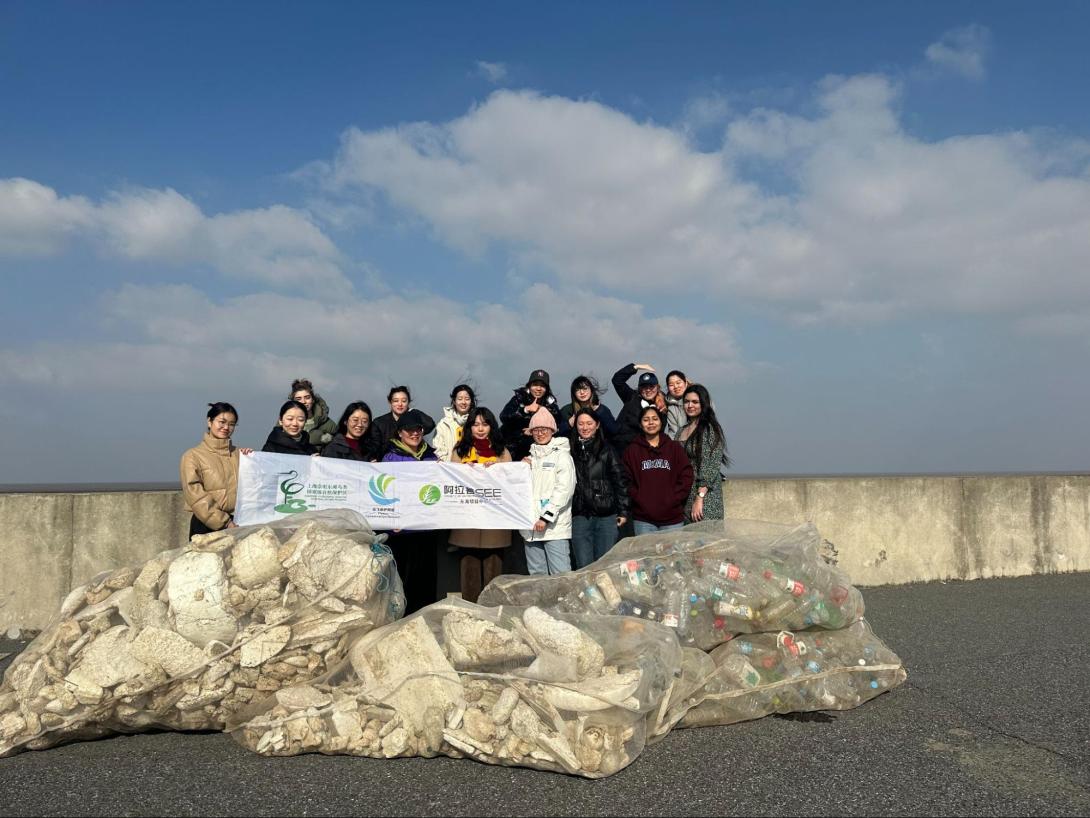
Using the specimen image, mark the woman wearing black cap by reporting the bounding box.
[612,362,667,454]
[380,408,441,614]
[499,369,562,461]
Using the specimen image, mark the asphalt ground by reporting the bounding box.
[1,572,1087,817]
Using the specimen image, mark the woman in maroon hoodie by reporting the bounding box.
[622,405,694,535]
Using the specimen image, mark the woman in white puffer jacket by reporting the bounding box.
[432,384,476,462]
[521,407,576,575]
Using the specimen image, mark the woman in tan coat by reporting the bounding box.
[449,407,511,602]
[180,402,250,539]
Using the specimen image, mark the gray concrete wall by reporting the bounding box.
[725,474,1090,586]
[0,490,189,632]
[2,473,1088,630]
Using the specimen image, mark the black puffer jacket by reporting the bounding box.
[611,362,654,453]
[571,433,630,518]
[500,388,562,460]
[262,427,317,456]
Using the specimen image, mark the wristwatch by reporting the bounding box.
[697,489,708,499]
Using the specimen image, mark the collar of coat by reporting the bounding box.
[389,439,432,460]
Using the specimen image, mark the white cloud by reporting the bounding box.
[680,92,731,134]
[317,81,1090,326]
[475,60,508,84]
[0,178,94,254]
[2,282,747,416]
[925,24,991,80]
[0,179,350,292]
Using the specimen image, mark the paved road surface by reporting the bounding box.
[1,573,1087,816]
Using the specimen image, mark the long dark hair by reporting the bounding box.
[455,407,507,459]
[336,401,373,437]
[682,384,729,471]
[638,404,667,437]
[449,383,477,415]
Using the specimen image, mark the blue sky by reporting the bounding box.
[2,1,1089,482]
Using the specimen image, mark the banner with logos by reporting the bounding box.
[235,452,535,530]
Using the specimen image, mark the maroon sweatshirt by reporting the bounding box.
[622,435,694,526]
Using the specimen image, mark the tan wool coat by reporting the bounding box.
[448,446,513,549]
[180,431,240,530]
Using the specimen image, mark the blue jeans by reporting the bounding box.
[525,539,572,575]
[633,520,684,536]
[571,515,619,569]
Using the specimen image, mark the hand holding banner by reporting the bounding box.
[235,452,535,530]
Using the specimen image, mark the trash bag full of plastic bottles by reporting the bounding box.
[479,520,865,651]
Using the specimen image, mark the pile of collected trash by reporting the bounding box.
[0,510,403,756]
[0,516,905,777]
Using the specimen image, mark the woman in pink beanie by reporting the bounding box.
[521,406,576,575]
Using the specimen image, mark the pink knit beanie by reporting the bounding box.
[529,407,557,431]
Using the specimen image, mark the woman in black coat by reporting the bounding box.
[262,400,318,456]
[500,368,563,460]
[322,401,383,461]
[570,408,629,568]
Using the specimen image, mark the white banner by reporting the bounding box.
[235,452,535,530]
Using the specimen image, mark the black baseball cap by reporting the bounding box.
[638,372,659,388]
[395,409,429,432]
[527,369,550,387]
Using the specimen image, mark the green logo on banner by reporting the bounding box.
[419,484,441,506]
[274,470,309,513]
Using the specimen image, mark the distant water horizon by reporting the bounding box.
[2,470,1087,493]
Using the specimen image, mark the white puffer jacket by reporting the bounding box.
[432,406,468,462]
[521,436,576,542]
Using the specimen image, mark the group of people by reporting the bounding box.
[180,366,731,613]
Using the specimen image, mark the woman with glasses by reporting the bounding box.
[322,401,380,461]
[180,402,252,538]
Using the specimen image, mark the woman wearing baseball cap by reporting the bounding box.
[499,369,563,461]
[381,409,441,614]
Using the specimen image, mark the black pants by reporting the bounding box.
[189,515,222,538]
[386,530,440,615]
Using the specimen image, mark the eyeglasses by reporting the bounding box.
[213,420,237,428]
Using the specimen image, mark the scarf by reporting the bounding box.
[390,439,429,460]
[463,437,499,464]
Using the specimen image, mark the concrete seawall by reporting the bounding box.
[2,473,1088,630]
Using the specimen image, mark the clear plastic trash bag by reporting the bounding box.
[0,510,403,756]
[677,618,906,729]
[479,520,864,650]
[229,599,681,778]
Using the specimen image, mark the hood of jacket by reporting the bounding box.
[442,405,469,426]
[530,435,570,459]
[304,394,331,429]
